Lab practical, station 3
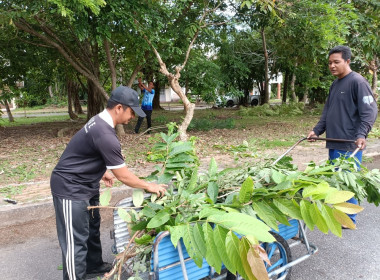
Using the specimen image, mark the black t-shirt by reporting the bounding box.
[313,72,378,151]
[51,112,125,200]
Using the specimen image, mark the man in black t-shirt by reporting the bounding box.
[51,86,167,280]
[308,46,377,225]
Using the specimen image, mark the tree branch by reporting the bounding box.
[33,16,92,77]
[14,18,109,100]
[104,39,117,90]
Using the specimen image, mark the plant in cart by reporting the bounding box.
[94,127,380,280]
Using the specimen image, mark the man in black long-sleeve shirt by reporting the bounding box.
[308,45,377,224]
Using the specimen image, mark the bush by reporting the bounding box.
[238,102,319,117]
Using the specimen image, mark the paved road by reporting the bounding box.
[1,202,379,280]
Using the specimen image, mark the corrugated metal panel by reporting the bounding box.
[113,197,133,254]
[274,219,299,240]
[150,233,211,280]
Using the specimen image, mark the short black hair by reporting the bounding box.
[329,46,351,61]
[106,99,129,110]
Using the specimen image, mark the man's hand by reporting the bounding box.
[307,131,318,142]
[355,138,366,150]
[145,183,167,198]
[102,172,114,188]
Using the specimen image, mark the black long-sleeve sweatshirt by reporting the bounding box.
[313,71,378,151]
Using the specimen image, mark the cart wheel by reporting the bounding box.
[262,232,292,280]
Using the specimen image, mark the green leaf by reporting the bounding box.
[135,234,153,245]
[252,201,278,231]
[203,223,222,273]
[168,142,194,157]
[150,193,157,202]
[132,189,144,207]
[310,203,328,234]
[307,165,334,175]
[160,132,169,143]
[226,231,245,276]
[168,225,186,247]
[240,205,257,217]
[271,170,286,184]
[324,190,355,204]
[300,200,315,231]
[213,225,235,273]
[147,202,164,211]
[208,158,218,177]
[273,198,302,220]
[99,189,111,206]
[141,206,156,218]
[158,172,174,184]
[302,181,329,198]
[199,207,223,219]
[187,168,198,192]
[346,172,357,187]
[208,213,274,242]
[239,177,254,203]
[131,220,149,231]
[333,202,364,214]
[147,210,170,228]
[117,208,132,223]
[207,181,219,203]
[321,205,342,237]
[168,153,194,163]
[271,180,292,191]
[182,223,203,267]
[192,223,206,257]
[267,202,291,226]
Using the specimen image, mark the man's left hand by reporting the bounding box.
[355,138,366,150]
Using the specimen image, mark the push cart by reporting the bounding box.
[110,137,360,279]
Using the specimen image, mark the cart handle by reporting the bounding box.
[272,137,360,165]
[308,137,355,143]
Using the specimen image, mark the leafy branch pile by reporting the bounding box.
[100,127,380,280]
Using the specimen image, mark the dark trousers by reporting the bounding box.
[53,194,103,280]
[134,109,152,133]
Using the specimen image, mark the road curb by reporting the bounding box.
[0,186,133,229]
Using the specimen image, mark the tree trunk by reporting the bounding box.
[302,90,308,103]
[67,79,79,120]
[258,81,265,105]
[290,72,297,102]
[170,79,194,141]
[282,71,289,104]
[73,88,84,115]
[370,57,378,100]
[4,100,14,122]
[127,64,141,87]
[48,86,53,98]
[261,28,270,104]
[104,40,117,90]
[87,79,105,120]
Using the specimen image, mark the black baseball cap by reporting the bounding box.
[109,86,146,117]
